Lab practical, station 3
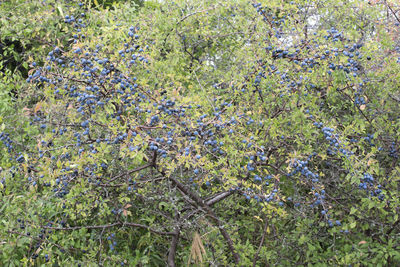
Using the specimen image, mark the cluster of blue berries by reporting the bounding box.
[288,155,319,182]
[0,132,14,152]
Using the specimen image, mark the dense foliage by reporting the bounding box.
[1,0,400,266]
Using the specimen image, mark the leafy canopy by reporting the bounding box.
[1,0,400,266]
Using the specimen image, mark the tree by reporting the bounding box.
[1,0,400,266]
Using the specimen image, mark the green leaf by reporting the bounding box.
[350,207,357,215]
[57,5,64,18]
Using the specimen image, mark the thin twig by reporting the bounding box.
[177,7,217,25]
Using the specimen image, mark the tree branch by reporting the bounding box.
[177,7,217,25]
[108,163,152,183]
[155,167,240,264]
[253,215,269,267]
[42,221,175,236]
[205,190,236,206]
[167,225,180,267]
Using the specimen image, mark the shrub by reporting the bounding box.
[1,0,400,266]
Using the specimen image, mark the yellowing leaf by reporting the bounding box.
[22,107,32,116]
[34,102,42,114]
[253,216,263,222]
[123,204,132,216]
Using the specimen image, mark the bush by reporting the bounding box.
[1,0,400,266]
